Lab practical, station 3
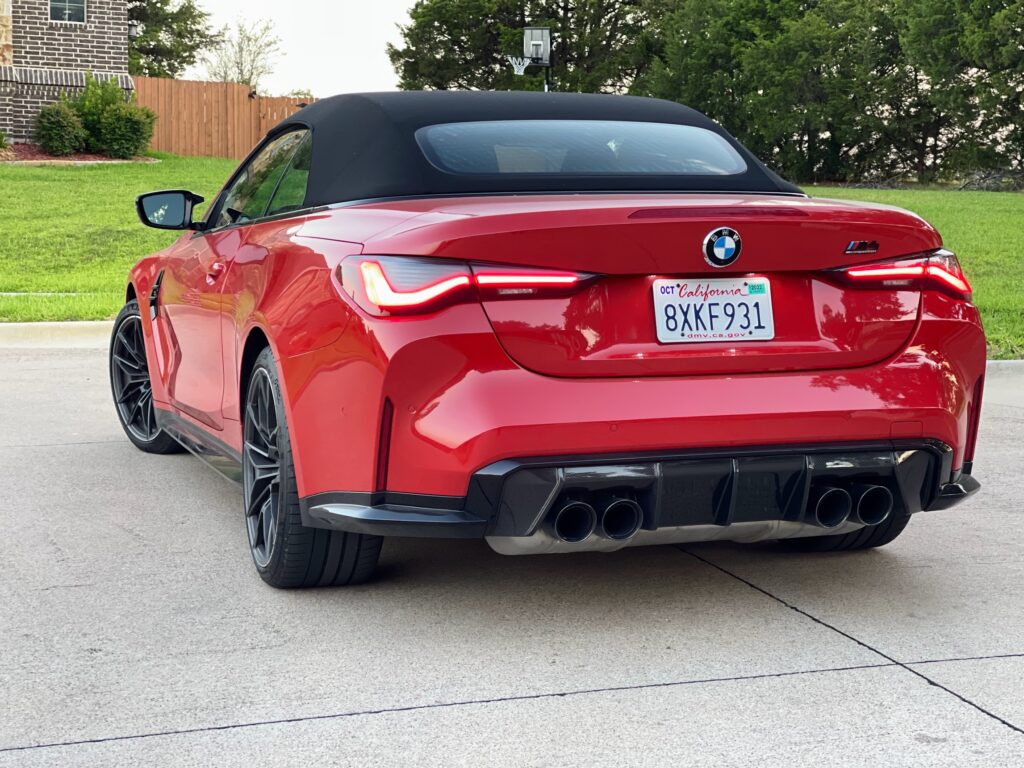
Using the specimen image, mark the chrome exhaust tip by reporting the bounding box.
[598,497,643,540]
[546,500,597,543]
[808,486,852,529]
[850,484,893,526]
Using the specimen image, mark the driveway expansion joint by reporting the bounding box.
[909,652,1024,666]
[0,662,897,754]
[0,440,125,449]
[681,547,1024,736]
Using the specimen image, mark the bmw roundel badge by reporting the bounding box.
[703,227,742,268]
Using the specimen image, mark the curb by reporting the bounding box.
[2,158,160,167]
[985,360,1024,373]
[0,321,112,349]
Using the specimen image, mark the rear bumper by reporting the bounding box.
[929,470,982,511]
[299,439,979,542]
[282,294,986,504]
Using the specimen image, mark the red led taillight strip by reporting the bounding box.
[475,273,580,287]
[360,261,473,311]
[348,258,588,314]
[839,250,972,300]
[845,264,969,294]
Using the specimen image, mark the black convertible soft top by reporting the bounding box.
[271,91,801,207]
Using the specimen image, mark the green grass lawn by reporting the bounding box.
[0,154,236,323]
[0,158,1020,357]
[810,186,1022,359]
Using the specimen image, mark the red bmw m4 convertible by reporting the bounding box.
[112,92,984,588]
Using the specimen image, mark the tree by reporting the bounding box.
[962,0,1024,168]
[899,0,1024,169]
[285,88,315,101]
[388,0,666,93]
[204,19,282,91]
[127,0,221,78]
[388,0,1023,181]
[635,0,991,183]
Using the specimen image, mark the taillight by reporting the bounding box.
[340,256,474,315]
[360,260,473,311]
[473,266,583,299]
[339,255,592,316]
[835,249,972,300]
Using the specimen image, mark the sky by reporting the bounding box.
[184,0,413,97]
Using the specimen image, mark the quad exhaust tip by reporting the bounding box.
[807,484,893,529]
[809,486,852,529]
[599,497,644,540]
[546,483,889,544]
[548,500,598,543]
[851,484,893,526]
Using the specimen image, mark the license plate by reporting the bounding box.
[652,277,775,343]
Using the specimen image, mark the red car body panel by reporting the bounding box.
[131,193,986,505]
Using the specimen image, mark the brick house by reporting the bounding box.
[0,0,133,142]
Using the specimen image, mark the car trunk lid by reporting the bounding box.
[358,194,939,377]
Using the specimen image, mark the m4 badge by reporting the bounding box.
[845,240,880,255]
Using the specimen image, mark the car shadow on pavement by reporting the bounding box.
[331,535,947,626]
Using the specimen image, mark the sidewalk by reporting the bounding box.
[985,360,1024,409]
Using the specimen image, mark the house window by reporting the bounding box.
[50,0,86,23]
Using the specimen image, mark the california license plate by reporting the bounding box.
[652,277,775,343]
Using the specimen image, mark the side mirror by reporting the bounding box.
[136,190,205,230]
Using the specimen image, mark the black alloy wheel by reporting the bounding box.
[243,367,281,569]
[109,300,182,454]
[241,347,383,588]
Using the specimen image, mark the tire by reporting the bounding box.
[243,347,382,588]
[785,510,912,552]
[109,300,183,454]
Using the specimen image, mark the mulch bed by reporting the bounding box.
[2,143,148,163]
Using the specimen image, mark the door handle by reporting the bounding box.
[205,261,226,285]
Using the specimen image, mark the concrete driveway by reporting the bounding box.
[1,324,1022,767]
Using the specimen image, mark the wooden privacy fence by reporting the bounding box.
[134,77,312,159]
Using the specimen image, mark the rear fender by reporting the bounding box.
[218,216,363,430]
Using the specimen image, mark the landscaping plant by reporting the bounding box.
[72,75,129,152]
[71,75,156,158]
[33,100,88,156]
[30,75,158,159]
[95,100,157,159]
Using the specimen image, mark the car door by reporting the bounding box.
[159,129,309,431]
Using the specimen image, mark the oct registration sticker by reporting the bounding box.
[652,277,775,343]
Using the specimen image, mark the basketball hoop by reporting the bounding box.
[507,56,531,76]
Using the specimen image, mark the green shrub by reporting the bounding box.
[34,101,87,156]
[71,74,129,153]
[0,130,9,151]
[66,74,156,158]
[93,101,156,159]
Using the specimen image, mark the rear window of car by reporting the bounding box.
[415,120,748,176]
